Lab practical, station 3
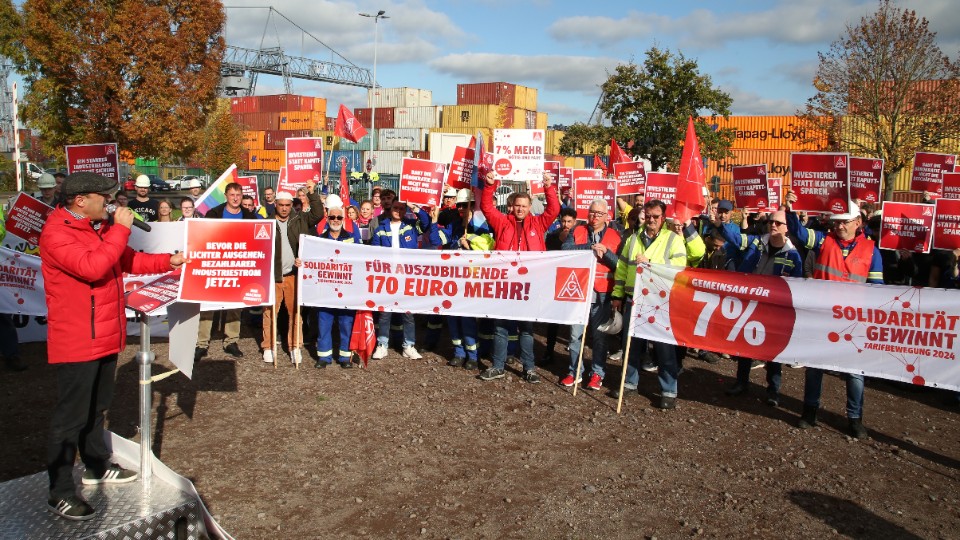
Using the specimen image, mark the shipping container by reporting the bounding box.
[312,97,327,116]
[441,105,529,129]
[394,106,442,128]
[563,156,586,169]
[456,82,536,109]
[363,150,416,175]
[536,112,548,130]
[325,117,337,131]
[427,132,473,165]
[367,87,432,108]
[230,96,259,114]
[338,129,377,151]
[328,150,366,174]
[707,116,827,151]
[235,112,280,131]
[378,128,428,151]
[264,130,312,150]
[310,130,340,151]
[249,149,284,171]
[242,131,264,151]
[278,111,330,131]
[354,107,395,129]
[545,129,564,155]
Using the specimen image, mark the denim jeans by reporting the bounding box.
[735,358,782,397]
[377,312,415,348]
[803,368,864,419]
[568,293,611,378]
[448,316,478,361]
[624,339,678,397]
[493,319,534,371]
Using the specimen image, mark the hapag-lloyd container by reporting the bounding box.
[378,128,428,151]
[393,106,441,128]
[242,131,265,151]
[362,150,416,175]
[367,87,432,108]
[248,149,284,171]
[706,116,827,151]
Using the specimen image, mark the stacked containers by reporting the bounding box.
[230,94,329,171]
[349,88,435,174]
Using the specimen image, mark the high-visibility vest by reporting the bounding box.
[573,225,621,293]
[813,234,874,283]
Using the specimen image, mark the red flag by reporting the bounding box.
[334,104,368,143]
[593,153,608,176]
[349,310,376,367]
[674,116,706,222]
[610,139,631,167]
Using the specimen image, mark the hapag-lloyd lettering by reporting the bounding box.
[735,127,806,143]
[720,161,790,175]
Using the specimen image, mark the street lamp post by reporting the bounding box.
[359,10,388,154]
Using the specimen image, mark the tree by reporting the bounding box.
[560,47,735,171]
[193,98,246,177]
[6,0,225,160]
[798,0,960,200]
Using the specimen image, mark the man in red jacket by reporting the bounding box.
[40,172,185,521]
[478,170,559,383]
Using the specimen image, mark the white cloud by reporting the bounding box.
[723,86,803,116]
[429,53,619,94]
[547,13,667,46]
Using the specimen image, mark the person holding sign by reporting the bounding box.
[786,192,883,438]
[561,199,622,391]
[611,200,703,409]
[40,172,185,521]
[478,171,560,384]
[314,195,360,369]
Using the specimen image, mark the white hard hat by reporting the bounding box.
[443,186,458,198]
[455,188,474,204]
[829,199,860,221]
[135,174,151,188]
[38,173,56,189]
[325,193,343,209]
[185,178,202,189]
[596,311,623,335]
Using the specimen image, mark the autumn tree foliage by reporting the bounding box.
[799,0,960,200]
[561,47,734,172]
[193,98,246,177]
[7,0,226,160]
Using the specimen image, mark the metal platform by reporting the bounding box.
[0,468,205,539]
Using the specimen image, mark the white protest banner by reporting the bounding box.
[493,129,544,183]
[298,238,595,325]
[0,247,44,316]
[628,263,960,391]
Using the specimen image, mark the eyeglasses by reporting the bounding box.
[831,218,858,227]
[588,211,606,216]
[328,215,344,221]
[769,220,787,227]
[645,214,663,220]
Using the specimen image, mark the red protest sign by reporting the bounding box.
[285,137,324,192]
[879,201,935,253]
[614,161,646,198]
[559,167,573,191]
[644,172,679,217]
[732,164,770,211]
[533,161,560,197]
[768,178,782,209]
[65,143,120,180]
[4,193,54,246]
[399,158,446,207]
[446,146,475,190]
[179,220,276,306]
[790,153,849,214]
[943,172,960,200]
[849,157,884,203]
[572,178,616,221]
[911,152,956,197]
[237,175,260,207]
[125,270,181,315]
[933,198,960,251]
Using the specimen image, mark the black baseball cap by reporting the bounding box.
[62,172,119,197]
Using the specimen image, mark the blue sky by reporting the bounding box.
[232,1,955,125]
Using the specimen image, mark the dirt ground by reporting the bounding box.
[2,318,959,539]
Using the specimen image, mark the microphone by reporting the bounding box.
[106,203,152,232]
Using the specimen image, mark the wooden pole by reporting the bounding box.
[571,328,587,397]
[616,298,636,415]
[295,303,303,370]
[271,303,278,370]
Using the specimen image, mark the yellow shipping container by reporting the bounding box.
[310,130,340,150]
[242,130,264,151]
[536,112,548,130]
[441,105,527,129]
[524,87,538,111]
[545,129,564,155]
[563,156,585,169]
[708,116,827,152]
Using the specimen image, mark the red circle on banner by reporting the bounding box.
[242,284,267,306]
[668,270,795,360]
[494,159,512,176]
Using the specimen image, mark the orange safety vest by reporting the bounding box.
[573,225,622,293]
[813,234,874,283]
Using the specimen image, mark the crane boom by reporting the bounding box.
[219,45,373,96]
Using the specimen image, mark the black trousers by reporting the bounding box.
[47,355,117,499]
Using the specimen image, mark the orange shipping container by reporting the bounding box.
[706,116,828,151]
[279,111,313,131]
[242,130,265,151]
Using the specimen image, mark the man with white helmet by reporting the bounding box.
[313,193,361,368]
[128,175,159,221]
[442,186,458,209]
[36,173,58,206]
[261,179,323,365]
[184,178,204,202]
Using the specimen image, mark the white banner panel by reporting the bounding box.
[298,237,595,325]
[628,263,960,391]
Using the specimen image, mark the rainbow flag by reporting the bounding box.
[195,164,239,216]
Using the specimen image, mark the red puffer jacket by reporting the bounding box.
[39,207,172,364]
[479,181,560,251]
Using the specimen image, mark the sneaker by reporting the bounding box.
[290,348,302,365]
[223,343,243,358]
[479,367,506,381]
[559,374,579,387]
[523,370,541,384]
[585,373,603,391]
[448,356,465,368]
[401,346,423,360]
[699,351,721,364]
[640,359,657,372]
[48,495,95,521]
[372,344,388,360]
[609,350,623,361]
[338,361,353,369]
[463,360,478,370]
[262,349,274,364]
[194,347,207,363]
[750,360,763,370]
[82,463,138,485]
[725,383,748,396]
[658,396,677,410]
